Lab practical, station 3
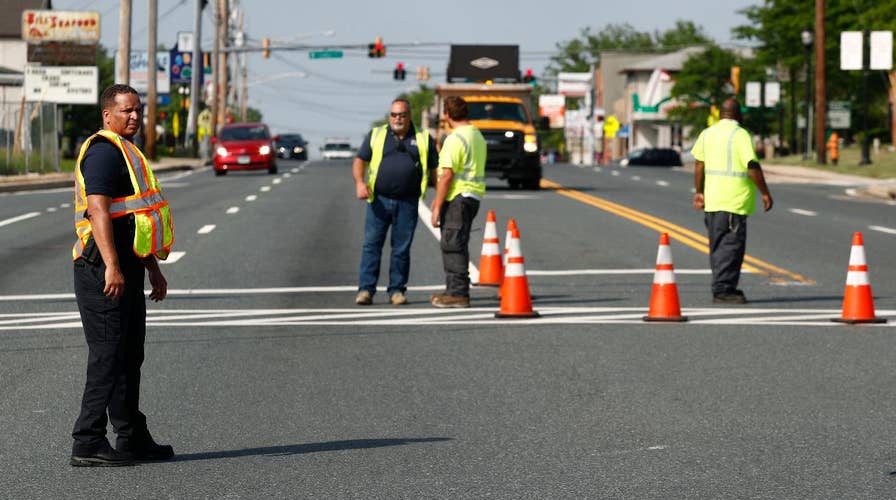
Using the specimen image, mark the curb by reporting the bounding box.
[0,162,198,194]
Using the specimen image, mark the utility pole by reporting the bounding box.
[814,0,827,164]
[116,0,132,84]
[216,0,229,127]
[186,0,203,154]
[238,9,247,121]
[146,0,158,159]
[210,0,220,136]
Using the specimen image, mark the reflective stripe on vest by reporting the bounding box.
[72,130,174,260]
[366,124,430,202]
[704,126,749,178]
[450,132,486,184]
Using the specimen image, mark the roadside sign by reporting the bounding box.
[841,31,863,70]
[745,81,761,107]
[24,65,97,104]
[764,81,780,107]
[22,10,100,42]
[870,31,893,70]
[558,72,591,96]
[603,115,620,138]
[309,50,343,59]
[169,49,207,85]
[538,94,565,128]
[827,101,851,129]
[27,41,96,65]
[121,51,170,94]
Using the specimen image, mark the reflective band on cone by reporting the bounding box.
[832,232,886,324]
[498,218,518,298]
[643,232,687,322]
[495,224,539,318]
[475,210,503,286]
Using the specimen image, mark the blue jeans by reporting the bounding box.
[358,195,419,296]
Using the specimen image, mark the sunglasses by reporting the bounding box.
[390,112,409,118]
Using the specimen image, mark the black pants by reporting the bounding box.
[71,255,148,454]
[705,211,747,296]
[439,196,480,297]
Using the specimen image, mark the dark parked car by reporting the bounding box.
[275,133,308,160]
[620,148,682,167]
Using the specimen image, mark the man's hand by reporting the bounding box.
[430,204,441,228]
[355,182,370,200]
[147,267,167,302]
[762,194,773,212]
[103,264,125,298]
[693,193,705,210]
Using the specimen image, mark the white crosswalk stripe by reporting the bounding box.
[0,307,892,330]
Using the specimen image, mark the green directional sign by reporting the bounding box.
[309,50,343,59]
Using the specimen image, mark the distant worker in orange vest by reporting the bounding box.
[827,131,839,165]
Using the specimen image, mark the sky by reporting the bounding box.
[54,0,757,152]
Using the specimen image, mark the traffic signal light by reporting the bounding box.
[422,66,429,81]
[393,62,406,81]
[416,66,424,81]
[368,36,385,58]
[262,38,270,58]
[522,68,535,85]
[730,66,740,95]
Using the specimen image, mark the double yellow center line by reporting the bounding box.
[541,179,812,285]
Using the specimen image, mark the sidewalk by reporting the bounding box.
[0,157,203,193]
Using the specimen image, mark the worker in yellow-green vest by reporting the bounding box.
[353,98,438,306]
[70,84,175,467]
[692,98,773,305]
[430,96,487,308]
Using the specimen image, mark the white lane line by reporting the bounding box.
[60,203,71,208]
[160,251,185,264]
[197,224,216,234]
[245,194,257,201]
[45,207,57,212]
[631,176,641,181]
[291,168,299,173]
[656,180,669,187]
[0,211,41,227]
[593,167,602,173]
[272,178,282,185]
[283,173,291,178]
[418,200,480,283]
[260,186,271,192]
[869,225,896,235]
[789,208,818,216]
[611,171,620,176]
[226,206,239,214]
[492,194,539,200]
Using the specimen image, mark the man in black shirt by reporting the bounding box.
[352,98,438,306]
[70,84,172,467]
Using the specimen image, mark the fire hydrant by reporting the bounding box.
[826,131,839,165]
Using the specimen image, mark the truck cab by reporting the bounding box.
[435,84,542,190]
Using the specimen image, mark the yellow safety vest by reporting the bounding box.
[366,124,430,202]
[439,124,487,201]
[691,119,757,215]
[73,130,174,260]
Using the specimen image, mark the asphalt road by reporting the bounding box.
[1,159,895,498]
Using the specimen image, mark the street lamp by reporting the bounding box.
[801,27,813,160]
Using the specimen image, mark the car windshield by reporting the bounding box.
[628,149,647,159]
[220,126,269,141]
[324,143,352,151]
[467,102,528,123]
[279,134,303,143]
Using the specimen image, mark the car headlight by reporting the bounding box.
[216,147,228,156]
[259,145,271,155]
[294,146,303,153]
[523,134,538,153]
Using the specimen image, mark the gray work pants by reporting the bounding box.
[705,211,747,296]
[439,196,480,297]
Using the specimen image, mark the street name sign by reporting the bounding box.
[309,50,343,59]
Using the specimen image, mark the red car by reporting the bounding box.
[212,123,278,175]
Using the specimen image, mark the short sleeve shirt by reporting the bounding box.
[356,124,438,199]
[80,137,137,253]
[691,119,758,214]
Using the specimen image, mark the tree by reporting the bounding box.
[667,45,739,135]
[62,44,116,156]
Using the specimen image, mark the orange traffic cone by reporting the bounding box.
[495,223,539,318]
[475,210,503,286]
[832,232,887,324]
[498,218,518,298]
[643,233,687,322]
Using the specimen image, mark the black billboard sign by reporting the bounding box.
[447,45,520,83]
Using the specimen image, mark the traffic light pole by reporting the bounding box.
[186,0,203,156]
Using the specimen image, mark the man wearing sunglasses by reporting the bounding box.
[353,98,438,306]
